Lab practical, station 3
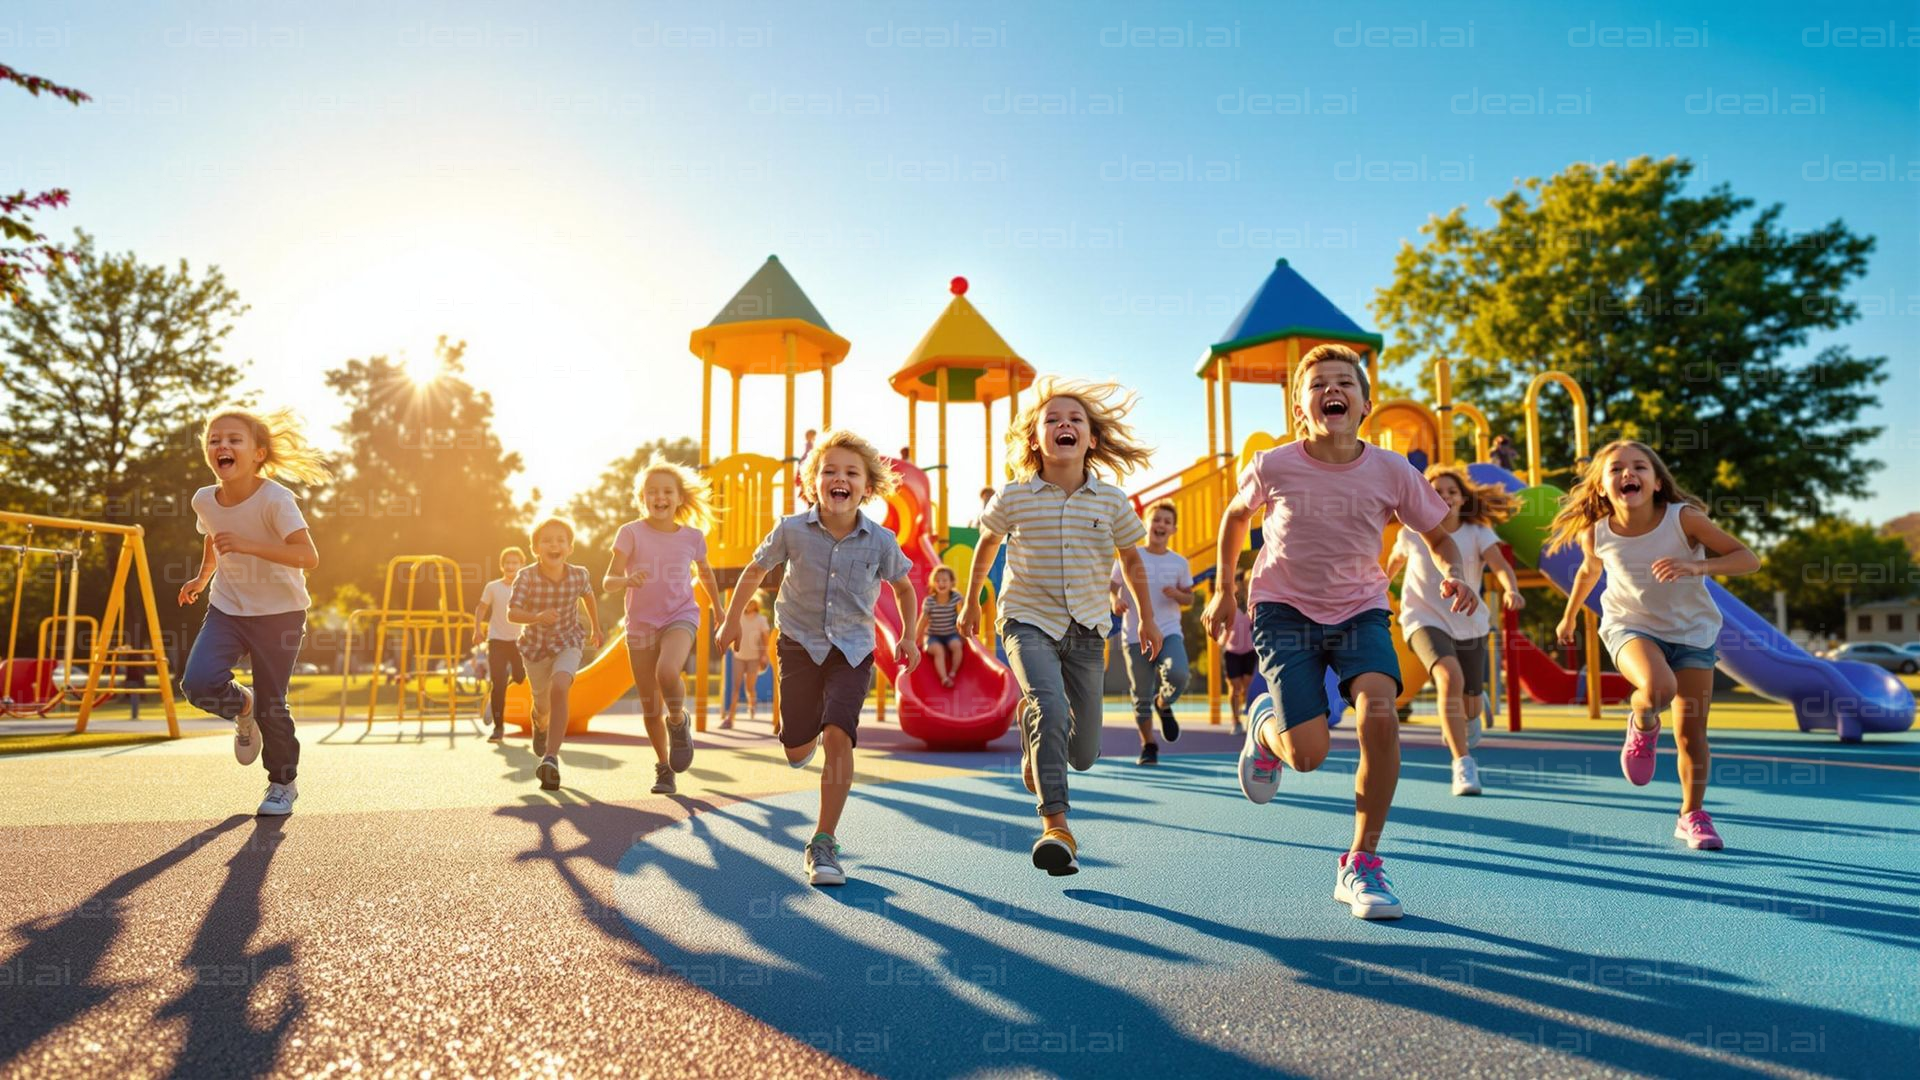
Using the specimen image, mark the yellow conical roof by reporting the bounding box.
[890,277,1034,403]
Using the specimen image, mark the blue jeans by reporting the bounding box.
[1003,620,1107,817]
[1124,633,1188,730]
[181,606,306,784]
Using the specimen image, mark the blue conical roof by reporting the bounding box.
[1208,258,1382,358]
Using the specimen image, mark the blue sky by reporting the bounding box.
[7,0,1916,526]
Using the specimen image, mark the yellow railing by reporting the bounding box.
[706,453,785,570]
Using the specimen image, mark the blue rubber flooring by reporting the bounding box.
[615,732,1920,1078]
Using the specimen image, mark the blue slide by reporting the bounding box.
[1471,463,1914,742]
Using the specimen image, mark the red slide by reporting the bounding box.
[1506,630,1634,706]
[871,460,1019,750]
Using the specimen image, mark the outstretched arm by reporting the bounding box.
[1661,507,1760,581]
[1556,528,1602,645]
[1203,493,1257,639]
[959,531,1003,637]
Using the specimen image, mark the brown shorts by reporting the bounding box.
[1407,626,1487,699]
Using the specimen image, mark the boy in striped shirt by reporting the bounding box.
[962,378,1162,876]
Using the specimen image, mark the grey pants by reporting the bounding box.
[1003,620,1107,817]
[1123,633,1188,731]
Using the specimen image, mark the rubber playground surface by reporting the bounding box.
[2,704,1915,1078]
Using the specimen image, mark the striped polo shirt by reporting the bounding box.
[981,473,1146,641]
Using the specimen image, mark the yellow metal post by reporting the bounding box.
[700,346,714,467]
[983,398,993,489]
[936,367,950,540]
[1219,354,1234,458]
[907,398,918,459]
[784,332,798,514]
[730,370,742,457]
[822,363,833,429]
[73,541,130,735]
[695,605,711,731]
[1205,370,1218,461]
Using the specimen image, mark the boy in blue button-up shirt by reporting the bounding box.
[718,429,920,887]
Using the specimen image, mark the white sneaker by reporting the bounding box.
[1451,755,1482,796]
[257,780,297,816]
[1466,712,1483,751]
[233,684,261,766]
[789,737,818,770]
[1334,851,1403,919]
[1237,694,1283,805]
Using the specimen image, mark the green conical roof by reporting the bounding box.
[707,255,833,331]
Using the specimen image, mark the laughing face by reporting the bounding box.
[639,472,683,522]
[1148,508,1177,543]
[1431,475,1466,518]
[1603,448,1658,508]
[1033,396,1094,468]
[814,447,869,514]
[534,523,573,563]
[204,416,265,482]
[1295,360,1369,437]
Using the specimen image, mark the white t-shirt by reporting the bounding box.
[1109,548,1193,645]
[736,611,771,661]
[1595,504,1722,648]
[191,480,311,616]
[481,579,522,641]
[1393,522,1497,640]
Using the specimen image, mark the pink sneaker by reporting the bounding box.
[1675,810,1724,850]
[1620,717,1659,786]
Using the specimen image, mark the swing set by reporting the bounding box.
[0,510,180,735]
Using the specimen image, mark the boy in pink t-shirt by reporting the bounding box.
[1205,345,1478,921]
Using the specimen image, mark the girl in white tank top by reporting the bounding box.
[1545,441,1759,852]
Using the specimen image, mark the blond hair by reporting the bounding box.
[498,545,526,569]
[1005,376,1154,482]
[204,407,332,487]
[1545,440,1707,554]
[632,454,713,530]
[1289,344,1372,405]
[528,515,576,548]
[799,428,899,505]
[1423,463,1517,527]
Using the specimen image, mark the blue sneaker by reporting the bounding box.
[1238,693,1283,804]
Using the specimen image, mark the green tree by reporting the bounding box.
[1728,517,1916,637]
[0,234,248,671]
[565,437,699,624]
[311,337,529,620]
[2,63,89,303]
[1373,156,1887,539]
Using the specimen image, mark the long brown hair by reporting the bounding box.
[1544,440,1706,554]
[1005,376,1154,482]
[1424,463,1516,527]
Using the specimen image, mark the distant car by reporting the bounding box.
[293,662,321,676]
[1899,642,1920,656]
[1830,642,1919,674]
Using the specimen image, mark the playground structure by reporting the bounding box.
[0,510,179,734]
[338,554,486,732]
[1126,258,1912,740]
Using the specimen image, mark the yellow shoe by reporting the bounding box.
[1031,826,1078,876]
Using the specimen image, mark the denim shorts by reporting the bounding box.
[1252,602,1401,730]
[1600,626,1718,672]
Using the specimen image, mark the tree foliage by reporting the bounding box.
[310,337,530,614]
[1728,517,1916,637]
[2,64,89,302]
[1373,156,1886,540]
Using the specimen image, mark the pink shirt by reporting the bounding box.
[1239,442,1448,625]
[1224,605,1254,653]
[613,521,708,632]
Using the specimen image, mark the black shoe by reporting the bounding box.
[537,755,560,790]
[1137,742,1159,766]
[1156,702,1180,743]
[487,723,504,744]
[650,762,676,795]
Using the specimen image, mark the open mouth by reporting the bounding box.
[825,482,853,502]
[1322,400,1350,417]
[214,450,236,470]
[1620,478,1643,496]
[1052,430,1079,448]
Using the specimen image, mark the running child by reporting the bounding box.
[1214,571,1256,736]
[921,567,966,688]
[1109,499,1194,766]
[723,594,772,729]
[1204,345,1477,919]
[178,407,332,816]
[1385,464,1524,797]
[510,516,604,792]
[1547,440,1758,850]
[961,377,1162,877]
[473,546,527,743]
[716,429,920,886]
[603,455,721,796]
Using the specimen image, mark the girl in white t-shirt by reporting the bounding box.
[473,545,527,743]
[725,594,772,728]
[1548,441,1758,851]
[1386,464,1523,797]
[177,407,332,817]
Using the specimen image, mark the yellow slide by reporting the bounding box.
[500,632,633,734]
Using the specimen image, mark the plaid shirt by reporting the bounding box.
[509,562,594,662]
[751,508,911,665]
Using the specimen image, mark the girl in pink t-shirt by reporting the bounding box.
[1205,345,1479,921]
[603,455,722,796]
[1212,571,1257,735]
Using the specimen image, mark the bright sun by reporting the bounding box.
[402,351,441,385]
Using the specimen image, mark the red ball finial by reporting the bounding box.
[950,276,968,296]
